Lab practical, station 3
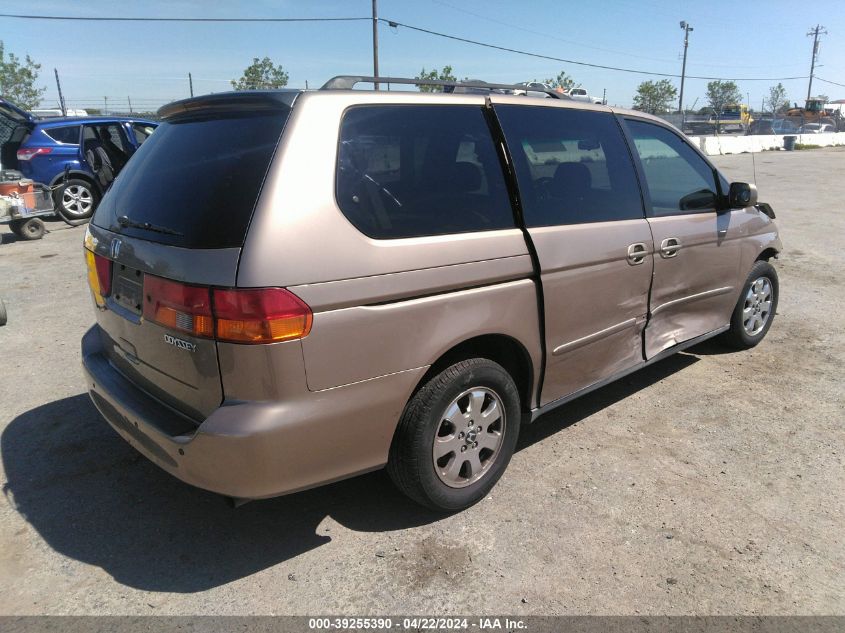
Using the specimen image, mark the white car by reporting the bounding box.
[798,123,835,134]
[567,88,603,104]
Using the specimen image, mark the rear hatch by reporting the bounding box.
[0,98,35,170]
[85,91,298,421]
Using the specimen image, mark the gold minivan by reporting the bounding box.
[81,77,781,511]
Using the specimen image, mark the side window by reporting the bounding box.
[131,123,156,145]
[625,119,719,216]
[336,105,514,239]
[43,125,80,144]
[495,105,643,226]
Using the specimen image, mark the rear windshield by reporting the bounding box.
[93,109,290,249]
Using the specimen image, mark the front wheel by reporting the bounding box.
[387,358,521,511]
[722,260,779,349]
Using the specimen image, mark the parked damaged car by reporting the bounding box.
[0,98,156,221]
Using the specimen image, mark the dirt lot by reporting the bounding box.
[0,148,842,616]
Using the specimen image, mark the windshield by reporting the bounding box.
[92,108,291,249]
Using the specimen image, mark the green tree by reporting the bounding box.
[543,71,577,91]
[632,79,678,114]
[0,41,46,109]
[706,80,742,115]
[231,57,289,90]
[414,66,457,92]
[765,83,789,114]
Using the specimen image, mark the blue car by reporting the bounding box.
[0,98,157,221]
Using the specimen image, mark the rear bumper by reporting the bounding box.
[81,325,425,499]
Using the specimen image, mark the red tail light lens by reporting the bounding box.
[94,254,112,297]
[213,288,312,344]
[16,147,53,161]
[143,276,214,338]
[141,276,312,344]
[84,249,112,308]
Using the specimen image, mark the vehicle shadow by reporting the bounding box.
[1,394,437,593]
[3,350,702,594]
[519,352,699,450]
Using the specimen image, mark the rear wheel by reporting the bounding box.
[54,179,98,223]
[722,260,779,349]
[388,358,521,511]
[9,218,46,240]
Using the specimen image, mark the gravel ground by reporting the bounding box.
[0,148,842,616]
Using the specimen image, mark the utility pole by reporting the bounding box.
[602,88,606,105]
[806,25,826,101]
[128,96,133,113]
[189,72,194,97]
[372,0,380,90]
[678,21,693,114]
[103,96,108,114]
[54,68,67,116]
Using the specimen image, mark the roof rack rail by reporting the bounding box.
[320,75,568,100]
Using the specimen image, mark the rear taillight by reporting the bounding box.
[141,276,311,344]
[143,276,214,338]
[84,249,112,308]
[213,288,312,344]
[16,147,53,161]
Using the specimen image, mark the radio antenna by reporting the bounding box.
[748,93,758,187]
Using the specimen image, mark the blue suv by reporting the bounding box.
[0,98,157,221]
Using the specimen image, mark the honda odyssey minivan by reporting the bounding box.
[82,77,781,511]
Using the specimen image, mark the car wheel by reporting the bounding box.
[0,299,6,326]
[54,179,98,222]
[9,218,46,240]
[722,260,779,349]
[388,358,521,511]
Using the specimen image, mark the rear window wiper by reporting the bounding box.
[117,215,184,237]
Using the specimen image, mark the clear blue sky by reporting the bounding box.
[2,0,843,113]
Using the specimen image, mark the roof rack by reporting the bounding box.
[320,75,568,100]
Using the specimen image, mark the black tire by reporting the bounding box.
[387,358,521,511]
[721,260,779,349]
[9,218,46,240]
[53,179,98,223]
[0,299,6,326]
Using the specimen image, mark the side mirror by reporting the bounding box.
[728,182,758,208]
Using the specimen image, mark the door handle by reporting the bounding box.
[626,242,649,265]
[660,237,682,258]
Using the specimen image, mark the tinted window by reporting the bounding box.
[93,109,290,248]
[336,105,514,239]
[43,125,80,144]
[626,119,719,216]
[496,105,643,226]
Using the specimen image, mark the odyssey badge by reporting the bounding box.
[164,333,196,352]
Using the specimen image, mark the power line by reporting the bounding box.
[381,19,810,82]
[0,13,370,23]
[1,10,830,83]
[816,77,845,88]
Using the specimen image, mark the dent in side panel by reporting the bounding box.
[737,209,782,276]
[301,280,542,395]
